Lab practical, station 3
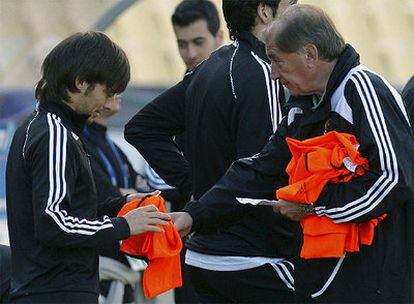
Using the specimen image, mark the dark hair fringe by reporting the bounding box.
[35,31,130,103]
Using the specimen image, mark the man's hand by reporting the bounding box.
[123,204,170,235]
[126,190,161,202]
[273,199,312,221]
[170,212,193,237]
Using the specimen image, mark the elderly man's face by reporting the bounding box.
[266,43,317,96]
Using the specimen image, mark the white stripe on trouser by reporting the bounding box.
[312,253,346,298]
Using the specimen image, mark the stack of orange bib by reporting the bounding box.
[117,195,182,298]
[276,131,386,259]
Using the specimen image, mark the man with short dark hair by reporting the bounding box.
[173,4,414,303]
[125,1,297,302]
[172,0,223,71]
[6,31,170,304]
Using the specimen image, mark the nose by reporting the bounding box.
[270,63,281,81]
[103,95,116,109]
[187,44,198,60]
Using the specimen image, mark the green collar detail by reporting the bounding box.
[312,90,326,110]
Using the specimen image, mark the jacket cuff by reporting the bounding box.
[111,216,130,240]
[313,186,329,214]
[183,200,205,232]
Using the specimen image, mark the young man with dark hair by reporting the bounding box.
[172,0,223,71]
[125,1,297,302]
[173,4,414,303]
[6,31,170,304]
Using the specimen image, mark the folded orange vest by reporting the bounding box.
[117,195,182,298]
[276,131,386,259]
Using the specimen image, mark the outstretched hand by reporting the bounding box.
[170,212,193,238]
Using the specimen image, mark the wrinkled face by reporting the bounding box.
[266,43,315,96]
[174,19,221,70]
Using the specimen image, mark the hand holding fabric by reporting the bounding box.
[170,212,193,237]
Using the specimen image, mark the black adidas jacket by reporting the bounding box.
[183,44,414,302]
[6,100,130,299]
[125,32,298,259]
[401,75,414,304]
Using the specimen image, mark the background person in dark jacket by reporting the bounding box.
[6,31,170,304]
[173,4,414,303]
[0,244,10,303]
[401,75,414,303]
[125,1,297,302]
[402,75,414,123]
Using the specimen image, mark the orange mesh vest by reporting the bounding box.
[117,195,182,298]
[276,131,386,259]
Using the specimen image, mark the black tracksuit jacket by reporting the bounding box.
[124,32,298,260]
[401,75,414,304]
[6,100,130,299]
[182,45,414,302]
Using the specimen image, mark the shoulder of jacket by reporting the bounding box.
[229,49,273,99]
[22,111,76,159]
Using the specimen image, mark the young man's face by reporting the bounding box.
[70,83,116,119]
[174,19,222,71]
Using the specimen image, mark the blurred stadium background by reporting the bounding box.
[1,0,413,245]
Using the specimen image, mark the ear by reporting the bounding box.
[215,29,224,46]
[257,3,273,25]
[75,78,89,93]
[303,44,319,67]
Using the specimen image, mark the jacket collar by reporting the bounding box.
[237,31,268,62]
[323,44,360,103]
[38,100,90,135]
[286,44,360,130]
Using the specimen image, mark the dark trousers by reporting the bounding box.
[13,291,98,304]
[188,264,296,303]
[174,248,199,304]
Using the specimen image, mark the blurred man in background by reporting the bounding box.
[172,0,223,71]
[125,0,297,302]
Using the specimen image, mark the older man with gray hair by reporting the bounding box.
[172,4,414,303]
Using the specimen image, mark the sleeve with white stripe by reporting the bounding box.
[314,71,414,223]
[29,114,130,248]
[232,53,284,159]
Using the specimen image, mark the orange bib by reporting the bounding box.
[276,131,386,259]
[117,195,182,298]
